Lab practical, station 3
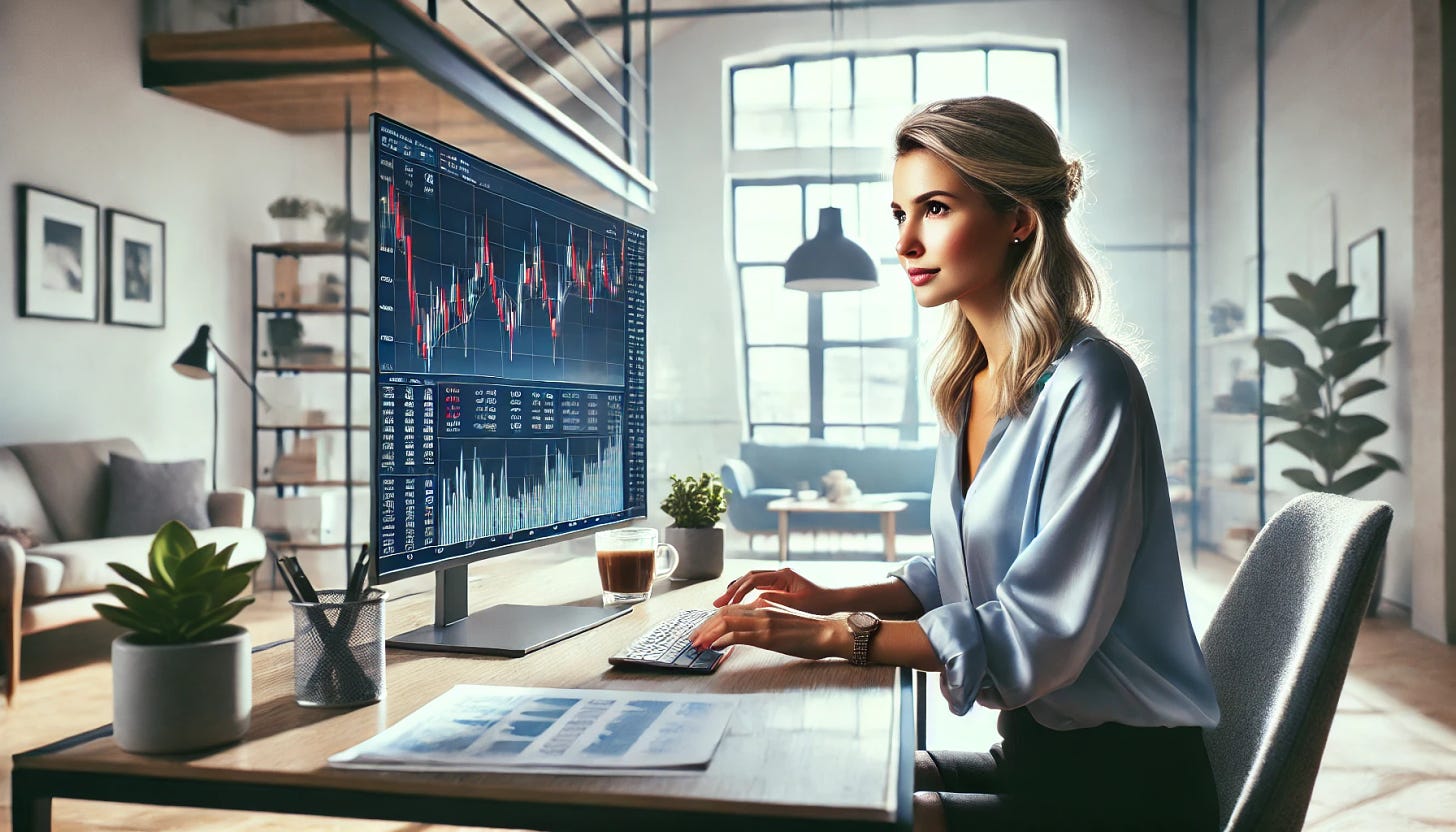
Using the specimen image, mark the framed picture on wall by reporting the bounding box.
[16,185,100,322]
[1347,228,1385,337]
[105,209,166,328]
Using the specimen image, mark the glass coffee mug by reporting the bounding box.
[595,528,679,606]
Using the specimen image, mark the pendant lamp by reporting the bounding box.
[784,0,877,293]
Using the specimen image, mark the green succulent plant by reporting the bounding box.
[660,472,731,529]
[93,521,263,645]
[1254,268,1402,495]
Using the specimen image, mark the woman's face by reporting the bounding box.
[891,148,1018,309]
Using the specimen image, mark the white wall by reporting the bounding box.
[1197,0,1415,607]
[641,0,1192,527]
[0,0,351,494]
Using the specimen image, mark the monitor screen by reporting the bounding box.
[370,115,648,583]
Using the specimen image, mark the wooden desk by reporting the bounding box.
[12,556,912,831]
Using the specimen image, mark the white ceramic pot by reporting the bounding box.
[112,625,251,754]
[275,217,313,242]
[666,525,725,581]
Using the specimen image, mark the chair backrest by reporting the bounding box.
[1199,492,1392,831]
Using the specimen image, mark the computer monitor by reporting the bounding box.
[369,114,648,655]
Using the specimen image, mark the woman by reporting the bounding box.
[690,96,1221,831]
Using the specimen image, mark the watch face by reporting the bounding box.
[848,611,880,632]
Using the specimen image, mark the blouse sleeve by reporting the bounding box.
[889,555,941,614]
[918,349,1148,716]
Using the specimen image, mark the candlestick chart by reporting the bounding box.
[376,163,627,386]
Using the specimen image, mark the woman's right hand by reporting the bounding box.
[713,567,844,614]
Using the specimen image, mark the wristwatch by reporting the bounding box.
[847,611,882,666]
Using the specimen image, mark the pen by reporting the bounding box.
[274,553,303,602]
[345,543,371,602]
[283,555,320,603]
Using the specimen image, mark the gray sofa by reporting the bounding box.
[0,438,265,704]
[721,441,937,537]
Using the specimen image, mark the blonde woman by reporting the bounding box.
[691,97,1220,830]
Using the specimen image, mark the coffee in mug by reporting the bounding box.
[595,528,678,605]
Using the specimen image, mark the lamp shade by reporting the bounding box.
[784,207,878,292]
[173,324,214,380]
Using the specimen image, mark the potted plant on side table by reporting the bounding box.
[94,521,263,754]
[661,472,731,581]
[267,196,322,242]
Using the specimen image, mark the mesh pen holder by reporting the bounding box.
[291,589,385,708]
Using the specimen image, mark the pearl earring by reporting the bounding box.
[1012,237,1022,244]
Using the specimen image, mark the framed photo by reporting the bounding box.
[105,209,166,328]
[16,185,99,322]
[1347,228,1385,336]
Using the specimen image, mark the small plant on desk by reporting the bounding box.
[661,473,731,581]
[95,521,262,754]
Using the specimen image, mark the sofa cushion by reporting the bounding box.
[10,438,141,541]
[0,447,59,544]
[24,526,267,599]
[103,453,211,537]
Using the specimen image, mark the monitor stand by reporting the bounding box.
[386,565,632,658]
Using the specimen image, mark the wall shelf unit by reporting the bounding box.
[251,241,369,576]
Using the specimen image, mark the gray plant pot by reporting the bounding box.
[112,625,252,754]
[667,525,725,581]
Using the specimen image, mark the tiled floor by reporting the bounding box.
[2,535,1453,829]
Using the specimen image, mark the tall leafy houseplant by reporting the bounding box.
[661,473,731,581]
[1254,269,1402,494]
[98,522,263,753]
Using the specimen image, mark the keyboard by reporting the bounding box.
[608,608,732,673]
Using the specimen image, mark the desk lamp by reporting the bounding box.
[173,323,271,491]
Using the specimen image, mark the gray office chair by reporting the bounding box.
[1199,492,1393,831]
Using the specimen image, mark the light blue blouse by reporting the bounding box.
[890,324,1220,730]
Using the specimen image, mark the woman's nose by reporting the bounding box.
[896,228,922,259]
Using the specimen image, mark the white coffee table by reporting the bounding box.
[766,496,910,563]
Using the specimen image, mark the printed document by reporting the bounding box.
[329,684,736,774]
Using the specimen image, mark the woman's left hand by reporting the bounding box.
[689,597,853,661]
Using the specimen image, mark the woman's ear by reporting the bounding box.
[1011,204,1039,244]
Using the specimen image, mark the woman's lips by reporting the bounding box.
[907,268,939,287]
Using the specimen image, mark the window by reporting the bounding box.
[730,45,1062,444]
[731,46,1061,150]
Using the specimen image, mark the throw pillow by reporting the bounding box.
[0,524,37,548]
[103,453,212,538]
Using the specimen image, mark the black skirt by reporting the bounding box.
[926,707,1220,831]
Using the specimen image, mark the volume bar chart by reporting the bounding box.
[438,435,624,547]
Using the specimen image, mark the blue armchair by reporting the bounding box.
[720,441,936,536]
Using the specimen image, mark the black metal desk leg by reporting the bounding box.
[12,770,53,831]
[915,670,927,750]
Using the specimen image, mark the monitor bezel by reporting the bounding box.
[368,112,647,585]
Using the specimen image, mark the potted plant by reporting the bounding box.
[323,205,370,244]
[267,196,321,242]
[660,472,731,581]
[1254,268,1402,613]
[94,521,263,753]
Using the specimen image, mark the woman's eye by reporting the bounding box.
[926,201,948,216]
[891,211,905,225]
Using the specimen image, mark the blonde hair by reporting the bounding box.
[896,96,1135,426]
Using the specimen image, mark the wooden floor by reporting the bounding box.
[2,542,1454,830]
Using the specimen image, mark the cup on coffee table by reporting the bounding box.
[595,528,679,606]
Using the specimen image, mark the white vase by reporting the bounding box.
[112,625,251,754]
[666,525,725,581]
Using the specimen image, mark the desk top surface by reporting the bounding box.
[17,556,908,826]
